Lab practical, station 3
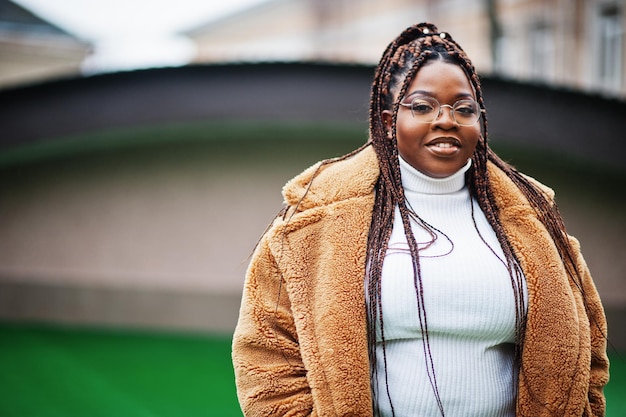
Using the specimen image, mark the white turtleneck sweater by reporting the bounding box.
[373,157,527,417]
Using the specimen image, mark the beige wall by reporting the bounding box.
[0,30,90,89]
[495,0,626,96]
[0,127,364,332]
[0,142,285,294]
[0,42,88,89]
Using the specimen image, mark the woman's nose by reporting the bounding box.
[433,104,457,126]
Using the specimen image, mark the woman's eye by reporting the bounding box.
[455,104,477,115]
[412,102,435,114]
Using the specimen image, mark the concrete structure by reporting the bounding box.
[0,64,624,348]
[0,0,91,90]
[186,0,626,99]
[185,0,488,69]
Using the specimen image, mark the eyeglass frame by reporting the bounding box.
[398,96,486,126]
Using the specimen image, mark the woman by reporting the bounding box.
[232,22,609,417]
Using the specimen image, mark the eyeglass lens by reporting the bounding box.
[409,96,481,125]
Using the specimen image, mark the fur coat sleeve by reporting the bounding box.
[232,148,379,416]
[231,231,318,416]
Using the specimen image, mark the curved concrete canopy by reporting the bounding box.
[0,62,623,171]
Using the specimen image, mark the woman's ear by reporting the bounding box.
[382,110,393,138]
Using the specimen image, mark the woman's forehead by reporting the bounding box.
[403,61,475,100]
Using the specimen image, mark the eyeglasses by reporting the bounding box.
[399,96,485,126]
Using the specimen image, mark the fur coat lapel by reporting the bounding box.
[488,168,599,416]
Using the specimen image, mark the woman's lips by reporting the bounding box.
[426,137,461,156]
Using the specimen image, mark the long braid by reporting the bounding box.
[367,23,452,415]
[365,22,585,415]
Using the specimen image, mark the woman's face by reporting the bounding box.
[382,61,481,178]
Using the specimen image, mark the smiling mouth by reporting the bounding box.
[431,142,457,149]
[426,138,461,155]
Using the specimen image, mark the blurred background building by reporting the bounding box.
[0,0,624,347]
[187,0,626,99]
[1,0,625,98]
[0,0,90,89]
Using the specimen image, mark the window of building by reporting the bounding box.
[595,3,623,93]
[529,21,554,83]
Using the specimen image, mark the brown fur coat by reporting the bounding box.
[232,145,609,416]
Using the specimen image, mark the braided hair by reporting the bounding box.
[365,22,592,416]
[273,21,597,417]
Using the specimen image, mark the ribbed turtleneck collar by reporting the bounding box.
[399,156,471,195]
